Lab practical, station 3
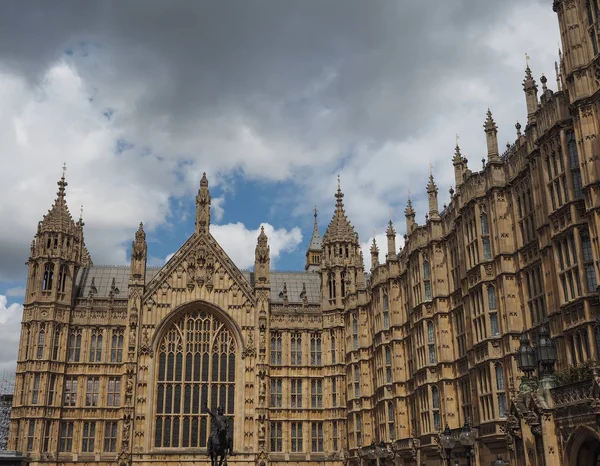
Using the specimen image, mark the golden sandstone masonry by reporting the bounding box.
[7,0,600,465]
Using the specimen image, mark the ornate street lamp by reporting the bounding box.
[515,332,536,376]
[536,323,558,378]
[439,424,456,466]
[459,421,476,466]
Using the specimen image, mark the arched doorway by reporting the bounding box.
[566,426,600,466]
[153,308,237,449]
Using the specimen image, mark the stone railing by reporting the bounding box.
[551,379,594,408]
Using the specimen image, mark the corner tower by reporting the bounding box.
[305,207,323,272]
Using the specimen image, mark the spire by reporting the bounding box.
[370,235,379,270]
[453,144,465,189]
[386,216,397,262]
[323,176,358,245]
[255,225,271,284]
[523,64,539,123]
[39,164,77,235]
[305,206,323,272]
[484,109,500,162]
[427,172,439,218]
[195,172,211,234]
[405,194,416,234]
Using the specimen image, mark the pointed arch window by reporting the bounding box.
[353,364,360,398]
[331,334,336,364]
[154,310,236,448]
[110,330,124,363]
[423,257,432,301]
[328,273,336,300]
[57,264,68,293]
[291,333,302,365]
[53,327,60,360]
[355,412,362,448]
[427,321,436,364]
[496,363,507,418]
[68,329,82,362]
[90,330,103,363]
[36,326,45,359]
[488,285,499,336]
[387,401,396,441]
[270,332,282,365]
[42,263,54,291]
[431,386,441,431]
[340,271,346,298]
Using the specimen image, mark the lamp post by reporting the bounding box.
[459,421,476,466]
[439,424,456,466]
[494,455,507,466]
[515,324,558,391]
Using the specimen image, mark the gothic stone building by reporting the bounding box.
[8,1,600,465]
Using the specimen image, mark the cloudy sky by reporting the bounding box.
[0,0,560,374]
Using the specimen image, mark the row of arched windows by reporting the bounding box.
[39,263,68,293]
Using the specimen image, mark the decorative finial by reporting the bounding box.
[429,162,433,176]
[407,188,412,199]
[314,205,318,219]
[389,209,393,221]
[525,52,531,68]
[337,174,341,191]
[516,121,522,137]
[62,162,67,178]
[80,205,83,220]
[455,133,460,147]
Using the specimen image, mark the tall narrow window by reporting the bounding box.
[354,364,360,397]
[48,374,56,405]
[427,321,436,364]
[328,272,336,300]
[270,332,282,365]
[52,327,60,360]
[385,346,393,384]
[332,421,339,451]
[68,330,81,362]
[291,422,303,452]
[32,374,40,404]
[383,289,390,329]
[291,379,303,408]
[496,364,507,418]
[332,377,337,407]
[86,377,100,407]
[27,420,35,451]
[36,327,45,359]
[488,285,499,336]
[424,258,432,301]
[331,334,336,364]
[432,386,441,431]
[110,330,123,363]
[42,263,54,291]
[107,377,121,407]
[270,422,282,452]
[311,422,324,452]
[58,264,68,293]
[291,333,302,365]
[270,379,282,408]
[42,421,51,452]
[311,379,323,408]
[104,421,118,452]
[582,231,598,293]
[340,271,346,298]
[59,421,74,452]
[352,314,359,350]
[481,210,491,260]
[81,421,96,452]
[89,330,103,362]
[310,333,322,366]
[387,401,396,441]
[355,413,362,448]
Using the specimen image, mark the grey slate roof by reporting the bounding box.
[75,266,322,305]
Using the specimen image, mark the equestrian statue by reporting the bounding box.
[203,401,233,466]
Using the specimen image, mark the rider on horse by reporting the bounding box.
[204,402,234,456]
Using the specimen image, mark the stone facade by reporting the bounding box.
[8,1,600,465]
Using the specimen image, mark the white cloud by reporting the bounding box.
[164,252,176,264]
[5,287,25,297]
[211,222,303,270]
[0,295,24,374]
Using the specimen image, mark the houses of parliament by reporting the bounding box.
[7,1,600,465]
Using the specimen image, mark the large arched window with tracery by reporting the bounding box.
[154,309,236,449]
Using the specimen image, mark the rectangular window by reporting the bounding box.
[352,315,359,350]
[311,379,323,408]
[107,377,121,407]
[354,365,360,398]
[52,329,60,360]
[498,393,507,418]
[586,265,598,293]
[42,421,51,452]
[310,333,322,366]
[270,332,282,365]
[110,330,123,363]
[270,379,282,408]
[311,422,324,452]
[424,281,432,301]
[59,421,74,452]
[81,421,96,452]
[291,422,303,452]
[355,413,362,448]
[332,377,337,407]
[482,238,491,260]
[332,421,339,451]
[64,376,78,407]
[27,420,35,451]
[291,379,303,408]
[270,422,282,452]
[32,374,40,405]
[490,313,499,336]
[36,329,45,359]
[331,335,336,364]
[89,330,103,362]
[68,331,81,362]
[291,333,302,365]
[85,376,100,407]
[104,421,118,452]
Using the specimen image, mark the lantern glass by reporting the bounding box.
[440,425,456,450]
[459,422,475,447]
[536,324,557,365]
[516,332,536,373]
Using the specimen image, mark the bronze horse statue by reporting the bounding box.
[204,402,232,466]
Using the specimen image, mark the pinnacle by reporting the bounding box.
[405,198,415,216]
[386,219,396,236]
[453,144,463,163]
[40,168,77,235]
[200,172,209,188]
[484,108,497,132]
[370,236,379,253]
[323,177,357,245]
